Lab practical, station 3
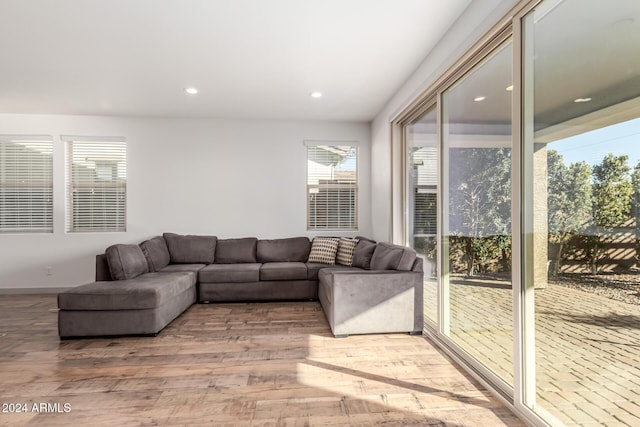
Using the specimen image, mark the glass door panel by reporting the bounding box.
[523,0,640,424]
[406,107,438,325]
[442,41,514,384]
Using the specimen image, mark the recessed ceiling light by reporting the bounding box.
[185,87,199,95]
[311,91,323,98]
[574,97,592,103]
[474,96,486,102]
[505,85,514,92]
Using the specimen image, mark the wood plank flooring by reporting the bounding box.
[0,295,525,426]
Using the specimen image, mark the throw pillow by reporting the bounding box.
[308,237,339,264]
[336,238,359,266]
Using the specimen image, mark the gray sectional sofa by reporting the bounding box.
[58,233,423,338]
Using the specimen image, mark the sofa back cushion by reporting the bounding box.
[105,244,149,280]
[139,236,170,271]
[352,239,376,270]
[95,254,112,281]
[163,232,217,264]
[257,237,311,262]
[215,238,258,263]
[370,242,417,271]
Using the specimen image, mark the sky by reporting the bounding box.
[550,117,640,168]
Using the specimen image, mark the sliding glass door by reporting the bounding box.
[522,0,640,424]
[405,107,438,325]
[399,0,640,424]
[442,40,514,385]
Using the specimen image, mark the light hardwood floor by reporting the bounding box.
[0,295,525,426]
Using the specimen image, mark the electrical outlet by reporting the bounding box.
[46,266,53,276]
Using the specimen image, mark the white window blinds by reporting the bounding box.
[306,143,358,231]
[0,135,53,233]
[412,146,437,236]
[64,136,127,232]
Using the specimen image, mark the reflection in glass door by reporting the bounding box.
[406,107,438,324]
[442,41,514,384]
[523,0,640,424]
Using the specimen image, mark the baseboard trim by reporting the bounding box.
[0,287,72,295]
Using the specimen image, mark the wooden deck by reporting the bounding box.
[0,295,524,426]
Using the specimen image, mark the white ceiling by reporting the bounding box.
[0,0,472,121]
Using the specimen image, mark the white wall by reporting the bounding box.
[370,0,520,242]
[0,114,370,290]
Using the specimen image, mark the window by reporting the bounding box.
[64,136,126,232]
[306,142,358,230]
[0,135,53,233]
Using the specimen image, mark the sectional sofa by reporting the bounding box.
[58,233,424,338]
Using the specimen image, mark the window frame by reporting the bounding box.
[0,134,54,234]
[304,140,359,232]
[63,135,127,233]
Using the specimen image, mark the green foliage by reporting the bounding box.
[547,150,592,276]
[592,153,632,228]
[585,153,632,274]
[441,147,640,276]
[448,147,511,276]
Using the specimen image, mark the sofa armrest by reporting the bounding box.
[320,269,423,336]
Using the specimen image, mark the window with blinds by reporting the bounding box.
[0,135,53,233]
[64,136,126,232]
[415,189,437,235]
[306,143,358,231]
[411,146,437,236]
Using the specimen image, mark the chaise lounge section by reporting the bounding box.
[57,233,424,338]
[58,241,198,338]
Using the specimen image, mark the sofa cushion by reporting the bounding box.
[159,264,206,274]
[370,242,417,271]
[260,262,307,281]
[215,238,258,263]
[199,263,261,283]
[105,244,149,280]
[306,262,328,281]
[308,237,339,264]
[139,236,170,272]
[336,238,359,266]
[352,240,377,270]
[310,264,361,281]
[57,272,196,311]
[257,237,311,262]
[163,233,217,264]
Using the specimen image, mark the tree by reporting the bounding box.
[448,147,511,276]
[587,153,633,274]
[547,150,592,276]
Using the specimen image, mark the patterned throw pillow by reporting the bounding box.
[308,237,339,264]
[336,238,359,266]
